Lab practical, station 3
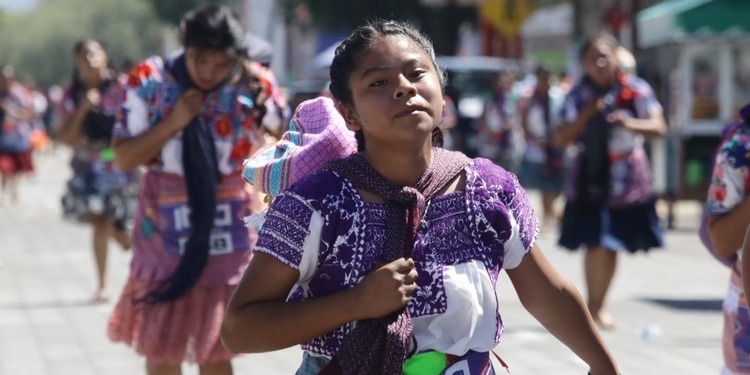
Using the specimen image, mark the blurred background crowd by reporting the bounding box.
[2,0,748,228]
[2,1,750,374]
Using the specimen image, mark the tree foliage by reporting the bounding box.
[0,0,163,87]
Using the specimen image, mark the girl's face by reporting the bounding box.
[185,47,238,91]
[75,41,108,84]
[582,40,618,86]
[339,35,444,151]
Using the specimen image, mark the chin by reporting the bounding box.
[195,82,215,90]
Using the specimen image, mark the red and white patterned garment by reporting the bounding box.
[108,52,268,365]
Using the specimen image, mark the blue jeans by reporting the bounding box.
[295,351,330,375]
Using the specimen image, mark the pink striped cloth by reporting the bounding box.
[242,96,357,197]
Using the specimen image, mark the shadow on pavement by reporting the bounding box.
[640,297,722,311]
[665,226,701,234]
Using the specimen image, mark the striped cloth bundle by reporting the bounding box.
[242,96,357,198]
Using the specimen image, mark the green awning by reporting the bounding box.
[637,0,750,48]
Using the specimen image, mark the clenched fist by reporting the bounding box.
[170,88,206,129]
[350,257,419,320]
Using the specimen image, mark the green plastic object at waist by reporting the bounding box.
[402,350,447,375]
[99,147,115,161]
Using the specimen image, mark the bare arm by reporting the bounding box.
[0,99,31,121]
[506,245,619,375]
[56,102,92,146]
[221,252,418,353]
[112,116,184,171]
[609,109,667,139]
[519,101,533,142]
[56,89,97,146]
[112,89,204,171]
[708,196,750,258]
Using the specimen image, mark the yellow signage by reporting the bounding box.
[479,0,533,36]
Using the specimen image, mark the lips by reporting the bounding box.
[395,104,430,117]
[196,80,214,89]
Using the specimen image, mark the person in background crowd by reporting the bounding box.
[43,84,64,145]
[0,65,34,205]
[107,5,271,375]
[616,46,636,76]
[706,103,750,375]
[558,69,573,93]
[440,94,458,150]
[222,19,620,375]
[247,60,289,141]
[243,31,290,142]
[554,32,666,330]
[477,70,521,172]
[55,39,135,303]
[518,65,566,234]
[23,84,50,154]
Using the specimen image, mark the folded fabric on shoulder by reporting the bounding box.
[242,96,357,198]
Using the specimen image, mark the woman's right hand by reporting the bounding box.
[554,96,604,147]
[350,257,419,320]
[169,88,205,129]
[83,88,101,109]
[111,88,206,170]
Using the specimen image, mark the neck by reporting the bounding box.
[362,141,432,187]
[590,74,616,89]
[85,71,107,89]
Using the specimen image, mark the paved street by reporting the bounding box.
[0,148,728,374]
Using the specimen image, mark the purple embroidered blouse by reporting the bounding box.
[255,158,539,357]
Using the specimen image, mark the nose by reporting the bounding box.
[198,66,213,83]
[393,75,417,100]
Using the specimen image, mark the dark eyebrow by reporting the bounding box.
[359,58,423,79]
[360,66,390,79]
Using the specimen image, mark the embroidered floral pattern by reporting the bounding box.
[114,55,266,172]
[127,62,156,88]
[707,125,750,215]
[615,73,636,107]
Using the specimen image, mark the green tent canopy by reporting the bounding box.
[637,0,750,48]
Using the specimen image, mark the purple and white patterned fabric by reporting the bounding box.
[254,158,538,357]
